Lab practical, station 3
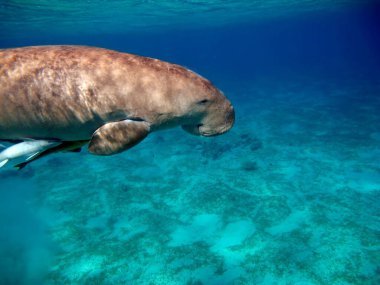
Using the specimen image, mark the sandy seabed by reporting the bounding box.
[0,76,379,285]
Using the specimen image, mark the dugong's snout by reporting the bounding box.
[182,100,235,137]
[200,102,235,136]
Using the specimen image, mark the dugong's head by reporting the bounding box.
[179,71,235,137]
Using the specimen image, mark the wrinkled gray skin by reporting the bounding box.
[0,46,234,155]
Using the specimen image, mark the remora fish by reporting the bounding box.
[0,140,61,168]
[14,140,88,170]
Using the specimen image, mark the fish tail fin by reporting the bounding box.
[0,159,9,168]
[15,161,28,171]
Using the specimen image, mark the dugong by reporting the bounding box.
[0,46,234,159]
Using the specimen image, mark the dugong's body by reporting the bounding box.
[0,46,234,156]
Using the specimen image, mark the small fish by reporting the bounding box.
[0,139,61,168]
[14,140,88,170]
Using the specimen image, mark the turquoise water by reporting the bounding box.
[1,1,380,284]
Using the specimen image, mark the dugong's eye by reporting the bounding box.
[197,99,209,105]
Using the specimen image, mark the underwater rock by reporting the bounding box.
[196,133,262,160]
[200,142,233,160]
[241,161,259,172]
[238,134,263,151]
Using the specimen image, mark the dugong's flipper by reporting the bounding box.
[88,120,150,155]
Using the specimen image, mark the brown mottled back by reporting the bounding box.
[0,46,234,151]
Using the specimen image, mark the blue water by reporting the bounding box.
[1,1,380,284]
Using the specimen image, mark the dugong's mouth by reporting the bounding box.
[181,123,232,137]
[181,124,202,136]
[182,102,235,136]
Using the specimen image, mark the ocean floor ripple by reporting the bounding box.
[1,77,379,284]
